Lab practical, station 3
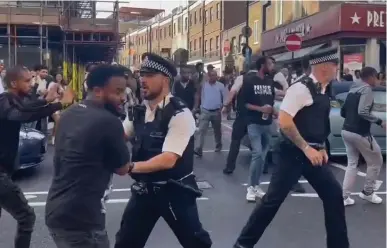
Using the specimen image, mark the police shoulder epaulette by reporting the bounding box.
[169,97,186,115]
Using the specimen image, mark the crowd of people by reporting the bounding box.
[0,47,385,248]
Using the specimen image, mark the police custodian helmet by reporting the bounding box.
[140,53,177,80]
[309,47,339,65]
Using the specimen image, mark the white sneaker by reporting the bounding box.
[343,197,355,206]
[51,136,55,145]
[254,186,266,199]
[246,186,256,202]
[359,192,383,204]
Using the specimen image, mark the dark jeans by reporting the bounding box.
[225,115,248,171]
[0,172,36,248]
[115,181,212,248]
[235,142,349,248]
[49,228,109,248]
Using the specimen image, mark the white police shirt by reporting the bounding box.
[280,74,327,117]
[122,93,196,157]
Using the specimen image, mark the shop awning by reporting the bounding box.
[293,44,326,59]
[272,52,293,62]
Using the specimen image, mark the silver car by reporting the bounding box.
[242,82,386,157]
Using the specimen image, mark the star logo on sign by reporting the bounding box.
[350,12,361,24]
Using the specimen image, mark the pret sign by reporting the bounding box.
[285,34,302,52]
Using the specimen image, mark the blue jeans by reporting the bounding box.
[247,124,271,187]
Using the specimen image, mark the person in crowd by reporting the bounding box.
[354,69,361,83]
[194,70,227,157]
[222,63,258,175]
[377,71,385,86]
[239,56,276,201]
[172,65,196,110]
[32,65,50,136]
[273,68,288,91]
[342,68,354,81]
[207,64,215,74]
[83,63,97,100]
[341,66,385,206]
[0,63,5,94]
[117,53,211,248]
[47,73,68,145]
[234,47,349,248]
[0,66,74,248]
[219,67,234,119]
[45,65,131,248]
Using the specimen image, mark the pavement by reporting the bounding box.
[1,120,386,248]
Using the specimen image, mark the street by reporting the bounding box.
[0,122,385,248]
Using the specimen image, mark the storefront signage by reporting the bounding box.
[275,23,312,44]
[343,53,363,75]
[367,10,385,28]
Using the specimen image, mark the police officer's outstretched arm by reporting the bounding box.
[279,83,325,166]
[131,109,196,173]
[104,116,131,176]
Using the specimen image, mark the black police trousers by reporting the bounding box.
[115,182,212,248]
[0,172,36,248]
[235,142,349,248]
[225,115,248,171]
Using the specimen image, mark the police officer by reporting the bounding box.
[234,47,349,248]
[117,53,212,248]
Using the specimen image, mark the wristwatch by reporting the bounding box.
[128,162,135,174]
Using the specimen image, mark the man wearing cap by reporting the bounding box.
[234,47,349,248]
[117,53,212,248]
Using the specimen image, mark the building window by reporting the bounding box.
[199,37,202,50]
[194,11,197,24]
[164,27,167,38]
[216,3,220,19]
[194,39,197,51]
[169,25,172,36]
[173,23,176,36]
[185,17,188,31]
[178,17,182,33]
[253,20,259,44]
[216,35,219,50]
[210,38,213,51]
[205,10,209,24]
[210,7,213,22]
[190,41,192,52]
[275,0,283,26]
[205,40,208,53]
[141,36,144,44]
[293,0,303,20]
[230,37,236,54]
[199,8,202,22]
[238,34,243,53]
[189,14,192,26]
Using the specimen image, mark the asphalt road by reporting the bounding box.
[1,121,386,248]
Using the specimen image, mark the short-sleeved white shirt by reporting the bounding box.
[122,94,196,156]
[230,70,258,93]
[280,74,319,117]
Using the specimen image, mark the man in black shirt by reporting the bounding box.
[0,66,74,248]
[45,65,131,248]
[234,48,349,248]
[239,57,276,202]
[173,65,196,110]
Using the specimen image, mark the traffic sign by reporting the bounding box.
[241,26,252,38]
[285,34,302,52]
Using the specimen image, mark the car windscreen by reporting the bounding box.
[335,90,386,112]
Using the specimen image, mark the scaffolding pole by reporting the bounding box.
[45,27,49,67]
[14,25,17,65]
[7,24,11,67]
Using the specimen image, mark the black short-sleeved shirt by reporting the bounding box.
[45,100,130,231]
[240,75,275,125]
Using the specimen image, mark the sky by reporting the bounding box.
[96,0,189,18]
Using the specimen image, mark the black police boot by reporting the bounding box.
[223,168,233,175]
[194,148,203,158]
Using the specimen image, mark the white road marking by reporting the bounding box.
[242,180,309,186]
[28,197,209,207]
[24,188,132,195]
[330,162,367,177]
[25,195,37,200]
[291,192,387,198]
[203,149,249,153]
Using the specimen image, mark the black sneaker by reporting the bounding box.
[194,149,203,158]
[223,168,234,175]
[291,183,306,193]
[215,145,222,152]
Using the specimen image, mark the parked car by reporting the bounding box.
[15,125,47,171]
[241,81,386,157]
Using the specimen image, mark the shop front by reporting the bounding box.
[261,2,386,75]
